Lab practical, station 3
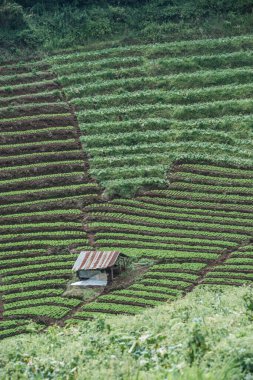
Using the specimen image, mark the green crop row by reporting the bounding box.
[49,34,253,64]
[78,98,253,124]
[0,159,84,173]
[54,56,143,76]
[112,289,169,300]
[79,113,253,136]
[86,138,252,159]
[65,67,253,97]
[0,149,82,164]
[0,278,66,293]
[88,222,247,241]
[2,268,71,283]
[4,296,81,311]
[140,278,191,288]
[0,137,75,150]
[137,194,253,213]
[226,258,253,264]
[151,263,206,271]
[1,126,74,138]
[81,127,243,149]
[81,302,144,314]
[0,194,97,211]
[95,236,224,251]
[96,246,218,261]
[0,238,89,250]
[2,288,64,301]
[0,230,86,242]
[0,319,28,329]
[99,294,161,307]
[145,272,198,281]
[3,305,70,319]
[89,211,253,234]
[170,181,253,196]
[205,271,253,279]
[203,278,252,285]
[144,188,253,205]
[130,284,182,296]
[0,254,74,268]
[0,102,68,118]
[1,260,73,276]
[171,172,253,186]
[72,83,253,111]
[95,238,222,253]
[0,221,83,231]
[93,231,238,248]
[107,198,251,220]
[88,203,253,227]
[0,183,98,198]
[1,208,81,220]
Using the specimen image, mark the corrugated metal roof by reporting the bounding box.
[72,251,122,270]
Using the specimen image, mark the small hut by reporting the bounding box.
[72,251,129,286]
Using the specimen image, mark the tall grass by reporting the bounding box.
[1,286,253,380]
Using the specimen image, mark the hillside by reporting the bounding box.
[1,286,253,380]
[0,34,253,338]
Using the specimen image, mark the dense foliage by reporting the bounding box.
[1,286,253,380]
[1,0,253,54]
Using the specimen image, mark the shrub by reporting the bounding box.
[0,0,27,29]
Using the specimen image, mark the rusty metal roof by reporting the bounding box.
[72,251,122,271]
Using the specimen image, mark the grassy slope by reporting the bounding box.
[1,286,253,380]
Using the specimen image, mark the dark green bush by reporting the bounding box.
[0,0,27,29]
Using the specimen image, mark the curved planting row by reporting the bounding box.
[72,163,253,320]
[0,60,101,339]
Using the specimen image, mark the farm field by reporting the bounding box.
[73,162,253,319]
[0,33,253,338]
[49,34,253,196]
[0,61,99,339]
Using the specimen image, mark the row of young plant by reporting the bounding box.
[80,126,252,150]
[72,83,253,111]
[4,296,81,311]
[171,172,253,186]
[89,221,247,242]
[87,202,253,227]
[79,114,253,138]
[93,231,236,248]
[60,58,253,94]
[2,288,64,302]
[3,305,71,319]
[89,211,253,234]
[95,239,223,253]
[102,197,252,219]
[177,163,253,176]
[64,67,253,96]
[1,259,75,276]
[49,34,253,65]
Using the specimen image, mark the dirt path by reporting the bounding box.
[186,239,252,293]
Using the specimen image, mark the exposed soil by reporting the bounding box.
[0,71,54,85]
[185,240,252,293]
[0,82,59,98]
[0,115,74,131]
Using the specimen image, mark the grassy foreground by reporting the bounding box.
[1,286,253,380]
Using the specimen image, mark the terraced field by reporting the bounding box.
[72,163,253,319]
[49,34,253,196]
[1,33,253,336]
[0,61,99,338]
